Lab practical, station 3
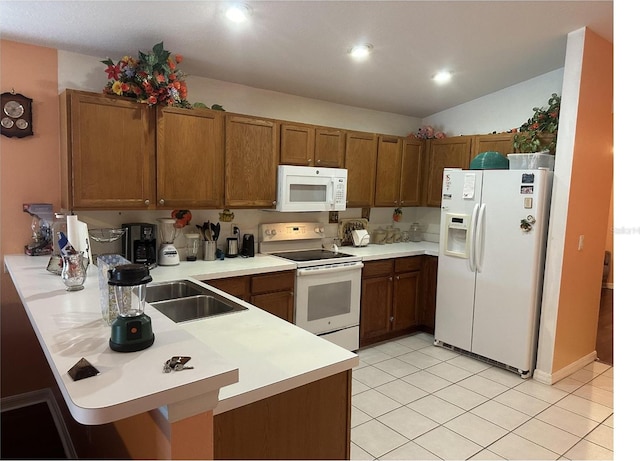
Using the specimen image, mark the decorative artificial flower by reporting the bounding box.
[111,81,123,95]
[101,41,191,108]
[513,93,561,153]
[412,125,446,140]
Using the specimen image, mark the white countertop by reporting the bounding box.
[4,245,438,424]
[340,241,439,260]
[3,253,357,425]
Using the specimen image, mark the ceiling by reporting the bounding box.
[0,1,613,118]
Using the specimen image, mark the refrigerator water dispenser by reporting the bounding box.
[443,213,470,258]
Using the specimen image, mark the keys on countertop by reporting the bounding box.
[163,356,194,373]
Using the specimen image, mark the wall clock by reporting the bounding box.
[1,91,33,138]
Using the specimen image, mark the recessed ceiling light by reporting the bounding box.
[225,3,252,23]
[349,44,373,59]
[433,70,453,84]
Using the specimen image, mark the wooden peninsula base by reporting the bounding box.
[214,370,352,460]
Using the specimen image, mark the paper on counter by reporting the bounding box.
[67,215,92,263]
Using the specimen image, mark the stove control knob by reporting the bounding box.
[315,226,324,234]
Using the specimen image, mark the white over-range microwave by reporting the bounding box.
[276,165,348,212]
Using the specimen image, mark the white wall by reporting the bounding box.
[422,69,564,136]
[58,50,420,136]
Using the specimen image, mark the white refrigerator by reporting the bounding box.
[434,168,553,377]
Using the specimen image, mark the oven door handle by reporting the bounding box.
[297,261,363,276]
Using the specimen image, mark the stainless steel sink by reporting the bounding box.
[146,279,210,303]
[152,295,247,323]
[147,280,248,323]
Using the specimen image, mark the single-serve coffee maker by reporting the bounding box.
[122,223,157,269]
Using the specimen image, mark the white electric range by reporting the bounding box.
[259,222,362,351]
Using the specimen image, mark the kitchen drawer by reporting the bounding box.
[362,260,394,278]
[251,271,295,294]
[205,276,250,301]
[394,256,423,273]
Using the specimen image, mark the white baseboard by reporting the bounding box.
[533,351,598,385]
[1,388,77,459]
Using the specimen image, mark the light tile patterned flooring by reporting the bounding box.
[350,332,613,460]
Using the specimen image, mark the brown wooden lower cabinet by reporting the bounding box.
[360,256,422,347]
[204,270,295,323]
[214,370,352,460]
[360,255,438,347]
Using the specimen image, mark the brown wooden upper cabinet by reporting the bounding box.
[156,106,225,209]
[225,115,278,208]
[398,137,425,207]
[471,132,516,158]
[425,136,473,207]
[280,122,345,168]
[375,136,424,207]
[60,89,156,210]
[344,131,378,207]
[60,90,226,210]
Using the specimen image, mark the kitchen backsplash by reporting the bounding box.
[75,207,441,258]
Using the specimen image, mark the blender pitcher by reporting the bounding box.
[108,264,154,352]
[157,218,180,266]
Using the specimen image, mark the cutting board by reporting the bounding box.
[338,219,369,246]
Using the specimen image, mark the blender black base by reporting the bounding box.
[109,334,155,353]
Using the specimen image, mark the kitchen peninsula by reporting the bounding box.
[4,254,359,459]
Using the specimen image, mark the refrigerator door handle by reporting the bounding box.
[468,203,480,272]
[475,203,487,272]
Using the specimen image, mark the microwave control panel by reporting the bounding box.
[334,178,346,207]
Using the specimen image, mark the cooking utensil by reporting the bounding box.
[212,222,221,241]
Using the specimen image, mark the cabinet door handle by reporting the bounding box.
[144,199,150,206]
[158,199,165,205]
[388,277,392,281]
[396,275,400,280]
[390,316,394,322]
[307,159,312,164]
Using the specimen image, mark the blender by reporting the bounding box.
[157,218,180,266]
[108,264,154,352]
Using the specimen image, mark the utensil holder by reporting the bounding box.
[203,240,217,261]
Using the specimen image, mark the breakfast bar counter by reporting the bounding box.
[4,254,359,459]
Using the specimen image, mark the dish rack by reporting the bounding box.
[338,219,369,246]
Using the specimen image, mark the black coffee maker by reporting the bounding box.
[122,223,157,268]
[241,234,255,257]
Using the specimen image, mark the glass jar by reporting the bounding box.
[409,222,423,242]
[385,225,395,244]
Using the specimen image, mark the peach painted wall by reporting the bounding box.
[605,191,613,286]
[1,39,62,396]
[552,29,613,371]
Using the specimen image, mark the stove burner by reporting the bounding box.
[272,249,354,262]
